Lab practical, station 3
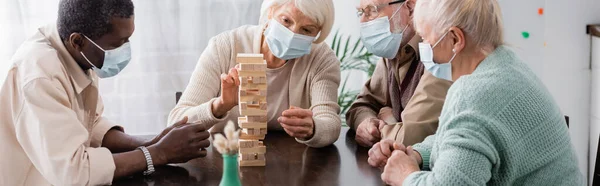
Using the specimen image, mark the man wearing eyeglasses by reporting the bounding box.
[346,0,452,168]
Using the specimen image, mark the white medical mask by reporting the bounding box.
[264,19,316,60]
[360,6,408,59]
[80,35,132,78]
[418,31,456,81]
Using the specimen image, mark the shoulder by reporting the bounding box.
[446,46,541,115]
[11,32,66,86]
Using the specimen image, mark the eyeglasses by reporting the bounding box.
[356,0,406,21]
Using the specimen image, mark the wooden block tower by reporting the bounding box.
[237,53,267,167]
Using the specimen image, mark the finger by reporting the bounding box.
[378,120,386,130]
[367,123,381,138]
[393,142,406,152]
[280,123,310,135]
[228,68,240,84]
[289,106,300,109]
[278,117,311,127]
[172,116,189,128]
[192,139,211,149]
[357,129,377,145]
[282,127,296,137]
[281,109,313,118]
[367,157,378,167]
[379,141,393,157]
[357,137,374,147]
[221,74,234,84]
[184,123,207,132]
[197,148,208,157]
[192,131,211,141]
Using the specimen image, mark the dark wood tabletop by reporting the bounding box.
[113,127,384,186]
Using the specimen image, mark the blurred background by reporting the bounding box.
[1,0,599,184]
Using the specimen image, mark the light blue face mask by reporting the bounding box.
[81,35,132,78]
[360,6,408,59]
[264,19,316,60]
[418,31,456,81]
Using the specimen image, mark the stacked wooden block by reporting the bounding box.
[237,53,267,167]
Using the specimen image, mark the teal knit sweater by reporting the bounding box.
[407,46,584,185]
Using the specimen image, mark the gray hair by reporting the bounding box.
[259,0,335,43]
[414,0,504,51]
[57,0,134,41]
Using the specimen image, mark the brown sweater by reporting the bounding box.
[346,35,452,146]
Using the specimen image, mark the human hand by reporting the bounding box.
[151,118,211,164]
[381,147,420,186]
[278,106,315,140]
[368,139,406,168]
[144,117,190,147]
[355,118,386,147]
[212,66,241,117]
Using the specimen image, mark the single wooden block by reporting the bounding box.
[260,128,267,135]
[239,95,266,103]
[251,76,266,84]
[254,64,267,71]
[240,132,265,140]
[246,116,268,122]
[238,117,267,128]
[239,159,266,167]
[239,64,256,71]
[238,140,260,149]
[240,145,266,154]
[240,76,254,86]
[239,83,267,90]
[259,102,267,110]
[239,102,248,110]
[237,54,265,64]
[239,90,247,96]
[240,153,265,161]
[240,108,267,116]
[239,71,267,77]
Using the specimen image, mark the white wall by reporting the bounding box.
[541,1,599,184]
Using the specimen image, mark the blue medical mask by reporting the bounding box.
[80,35,132,78]
[360,6,408,59]
[418,31,456,81]
[264,19,316,60]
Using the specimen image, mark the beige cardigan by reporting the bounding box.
[168,24,341,147]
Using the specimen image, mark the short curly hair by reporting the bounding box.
[57,0,134,41]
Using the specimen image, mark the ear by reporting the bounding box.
[407,0,417,15]
[267,6,275,20]
[449,27,466,53]
[68,33,85,52]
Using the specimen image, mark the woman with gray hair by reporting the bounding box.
[377,0,584,185]
[168,0,341,148]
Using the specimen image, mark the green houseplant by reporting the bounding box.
[330,30,378,121]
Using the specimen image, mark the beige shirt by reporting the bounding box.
[169,24,342,148]
[346,35,452,146]
[266,60,293,129]
[0,24,119,186]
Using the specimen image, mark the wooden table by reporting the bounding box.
[114,127,384,186]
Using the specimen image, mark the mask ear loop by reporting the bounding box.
[388,2,405,20]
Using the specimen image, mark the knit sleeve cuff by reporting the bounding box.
[413,145,431,170]
[296,117,341,148]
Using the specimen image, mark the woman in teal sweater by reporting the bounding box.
[370,0,585,185]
